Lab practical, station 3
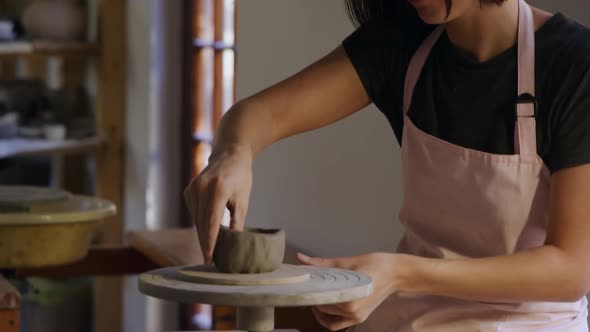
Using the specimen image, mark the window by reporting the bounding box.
[183,0,235,192]
[181,0,235,329]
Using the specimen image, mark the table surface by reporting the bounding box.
[126,228,302,267]
[127,228,204,267]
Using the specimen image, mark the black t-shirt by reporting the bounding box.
[343,13,590,172]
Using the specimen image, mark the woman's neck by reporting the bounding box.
[446,0,519,63]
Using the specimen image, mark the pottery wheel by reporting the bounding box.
[140,264,372,307]
[140,264,372,332]
[177,264,310,286]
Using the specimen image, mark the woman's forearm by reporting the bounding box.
[211,100,275,160]
[210,46,370,161]
[397,245,589,303]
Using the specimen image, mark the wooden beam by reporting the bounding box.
[96,0,126,242]
[0,41,99,57]
[95,0,126,243]
[213,0,235,129]
[95,0,127,332]
[0,136,106,159]
[190,0,215,176]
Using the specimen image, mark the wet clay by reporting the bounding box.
[213,226,285,274]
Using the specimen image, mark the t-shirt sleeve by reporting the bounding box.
[548,61,590,172]
[341,26,413,142]
[342,27,393,106]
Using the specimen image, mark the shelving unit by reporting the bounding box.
[0,41,99,56]
[0,1,127,332]
[0,36,104,189]
[0,136,105,159]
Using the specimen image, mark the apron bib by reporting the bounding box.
[351,1,588,331]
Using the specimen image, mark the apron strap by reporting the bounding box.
[403,25,445,115]
[515,0,537,159]
[403,0,537,160]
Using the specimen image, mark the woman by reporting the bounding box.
[184,0,590,330]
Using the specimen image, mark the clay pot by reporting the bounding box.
[213,226,285,274]
[22,0,86,41]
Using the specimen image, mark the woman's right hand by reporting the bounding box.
[184,146,253,264]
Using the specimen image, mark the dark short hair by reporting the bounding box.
[345,0,508,33]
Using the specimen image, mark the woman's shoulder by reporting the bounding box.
[343,23,434,59]
[537,14,590,172]
[537,13,590,64]
[340,23,434,116]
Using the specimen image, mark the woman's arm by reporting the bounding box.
[398,163,590,302]
[211,45,370,159]
[298,164,590,331]
[186,45,370,263]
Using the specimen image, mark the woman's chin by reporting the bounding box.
[411,2,451,25]
[416,10,449,25]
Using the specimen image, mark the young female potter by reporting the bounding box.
[184,0,590,330]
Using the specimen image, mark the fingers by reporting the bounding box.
[186,173,247,264]
[184,150,253,265]
[183,186,195,227]
[316,304,357,316]
[311,307,332,328]
[185,183,207,262]
[183,186,192,215]
[312,307,360,331]
[297,253,351,269]
[297,253,332,267]
[203,184,231,262]
[228,197,247,231]
[196,179,213,263]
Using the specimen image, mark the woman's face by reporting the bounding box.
[408,0,476,24]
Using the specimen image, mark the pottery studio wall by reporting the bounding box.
[237,0,402,257]
[237,0,590,260]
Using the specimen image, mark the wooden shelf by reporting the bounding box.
[0,136,105,159]
[0,41,99,57]
[15,245,160,278]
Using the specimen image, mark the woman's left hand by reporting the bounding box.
[297,252,401,331]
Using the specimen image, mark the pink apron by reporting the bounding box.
[351,1,588,331]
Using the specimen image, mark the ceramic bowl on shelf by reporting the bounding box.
[18,126,43,138]
[43,124,67,141]
[213,226,286,274]
[0,20,16,41]
[0,112,18,138]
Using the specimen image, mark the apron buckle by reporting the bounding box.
[516,93,537,118]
